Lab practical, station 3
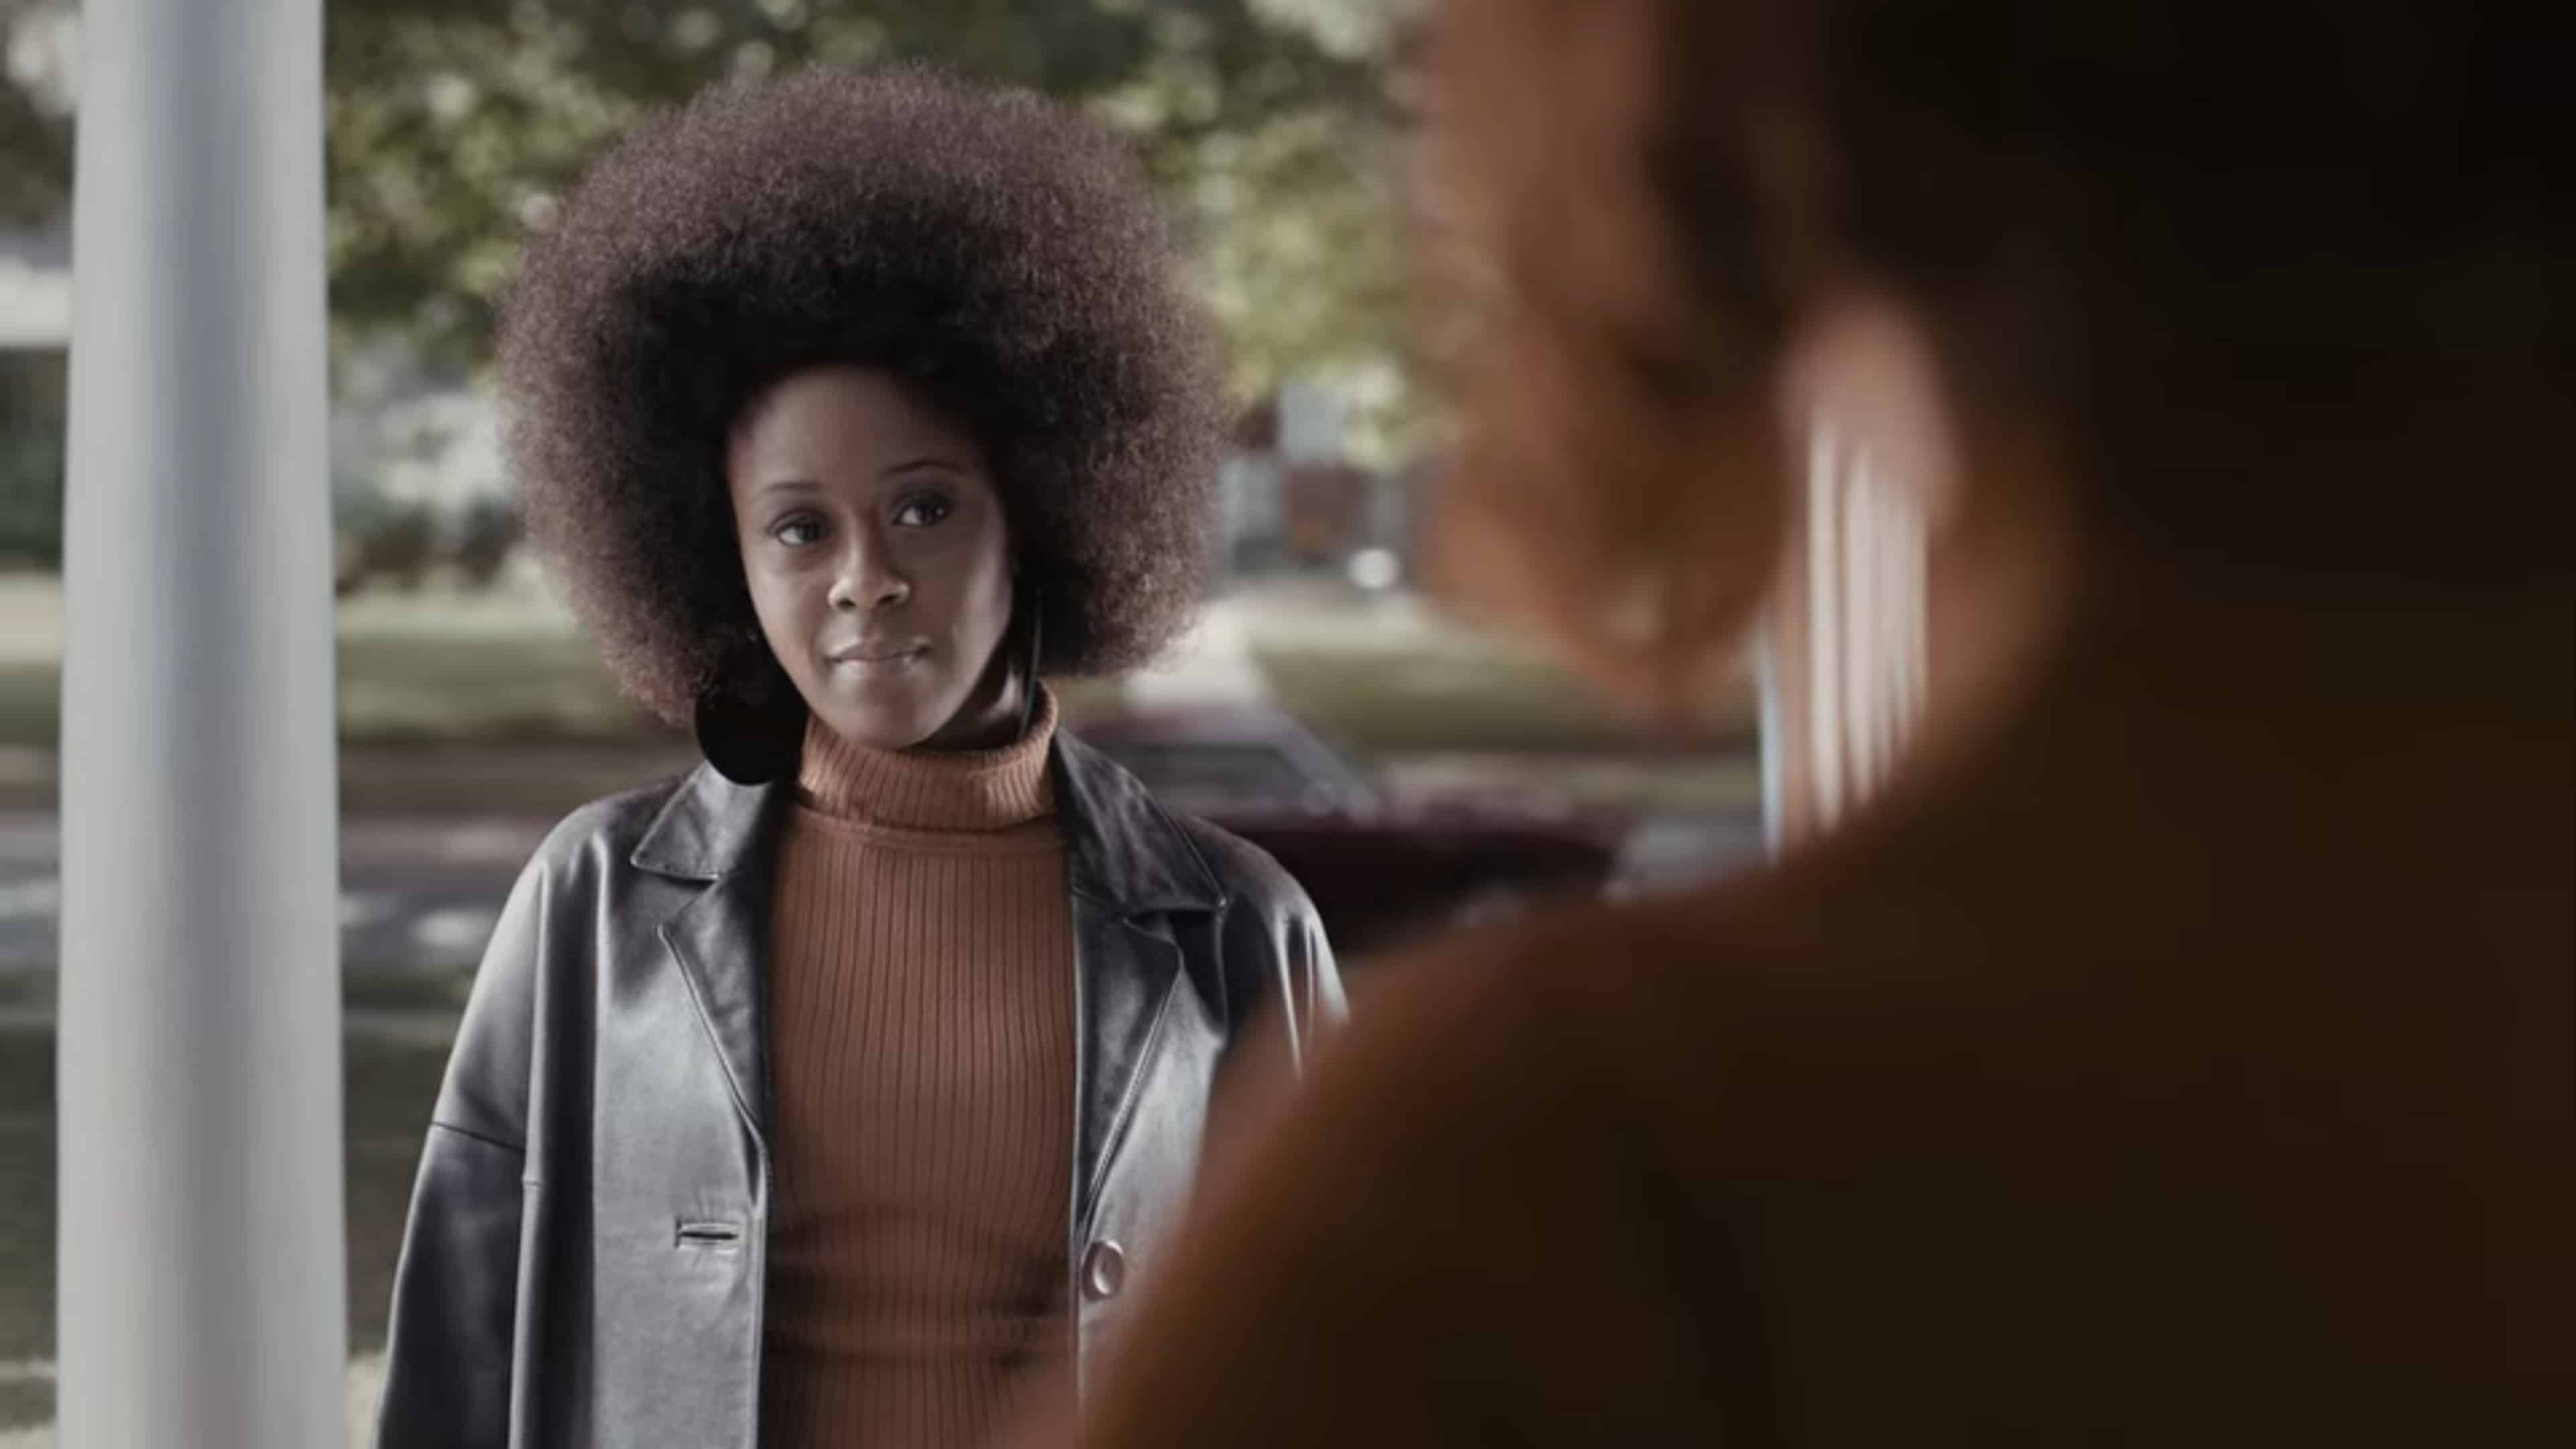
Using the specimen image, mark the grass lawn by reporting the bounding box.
[0,575,1755,816]
[0,582,690,813]
[0,581,1237,751]
[0,1028,451,1432]
[1,580,670,749]
[336,629,652,743]
[1255,639,1753,757]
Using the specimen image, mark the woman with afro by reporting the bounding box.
[374,66,1344,1449]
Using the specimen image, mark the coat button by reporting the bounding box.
[1081,1239,1127,1302]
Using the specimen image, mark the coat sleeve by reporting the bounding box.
[374,851,555,1449]
[1188,819,1349,1077]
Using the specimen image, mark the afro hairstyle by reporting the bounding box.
[498,63,1225,724]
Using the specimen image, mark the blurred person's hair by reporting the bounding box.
[497,64,1223,724]
[1422,0,2569,701]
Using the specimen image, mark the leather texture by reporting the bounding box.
[374,731,1346,1448]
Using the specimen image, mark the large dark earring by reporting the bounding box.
[693,645,808,786]
[1018,595,1044,740]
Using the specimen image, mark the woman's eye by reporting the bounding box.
[892,494,954,529]
[771,515,826,547]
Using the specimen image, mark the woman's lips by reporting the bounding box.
[826,641,929,673]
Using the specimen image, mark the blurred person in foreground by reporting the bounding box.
[1032,0,2572,1441]
[374,66,1342,1448]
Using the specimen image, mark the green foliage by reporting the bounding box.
[0,349,63,566]
[449,495,523,587]
[0,1,72,225]
[0,430,62,568]
[319,0,1416,421]
[0,2,1422,477]
[334,491,440,594]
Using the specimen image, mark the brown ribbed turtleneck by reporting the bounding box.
[760,690,1075,1448]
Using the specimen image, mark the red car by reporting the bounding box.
[1073,705,1631,959]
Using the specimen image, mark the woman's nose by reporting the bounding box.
[826,537,911,612]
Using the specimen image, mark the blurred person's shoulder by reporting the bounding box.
[1071,883,1774,1443]
[1227,873,1777,1258]
[1328,857,1829,1106]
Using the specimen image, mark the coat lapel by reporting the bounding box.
[631,764,788,1147]
[1053,732,1227,1226]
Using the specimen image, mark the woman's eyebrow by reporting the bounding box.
[751,476,824,499]
[875,455,971,481]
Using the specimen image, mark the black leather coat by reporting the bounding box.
[374,731,1345,1448]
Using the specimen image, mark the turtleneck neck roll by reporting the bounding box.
[792,687,1059,831]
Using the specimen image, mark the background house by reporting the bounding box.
[1217,377,1416,590]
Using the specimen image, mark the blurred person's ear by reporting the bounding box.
[1417,0,2089,756]
[1774,296,1962,536]
[1759,285,2081,846]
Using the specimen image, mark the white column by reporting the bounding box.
[55,0,345,1444]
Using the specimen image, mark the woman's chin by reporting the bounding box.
[812,693,944,753]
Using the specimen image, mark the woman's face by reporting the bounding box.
[727,366,1018,752]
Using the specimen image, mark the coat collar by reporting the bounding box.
[628,763,775,883]
[628,727,1226,916]
[1050,731,1227,916]
[623,728,1226,1179]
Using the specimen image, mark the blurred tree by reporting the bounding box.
[0,0,1421,487]
[335,491,439,594]
[0,350,63,566]
[449,493,523,587]
[1,1,1424,457]
[0,0,72,224]
[320,0,1417,434]
[0,429,64,566]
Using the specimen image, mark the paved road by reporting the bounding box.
[0,812,547,982]
[1,796,1759,987]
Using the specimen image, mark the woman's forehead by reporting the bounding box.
[729,366,989,481]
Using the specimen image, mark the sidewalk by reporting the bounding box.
[0,740,701,818]
[0,1357,386,1447]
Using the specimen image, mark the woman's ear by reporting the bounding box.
[1774,292,1963,531]
[694,641,808,786]
[1012,575,1045,739]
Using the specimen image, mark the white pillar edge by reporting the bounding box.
[55,0,347,1443]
